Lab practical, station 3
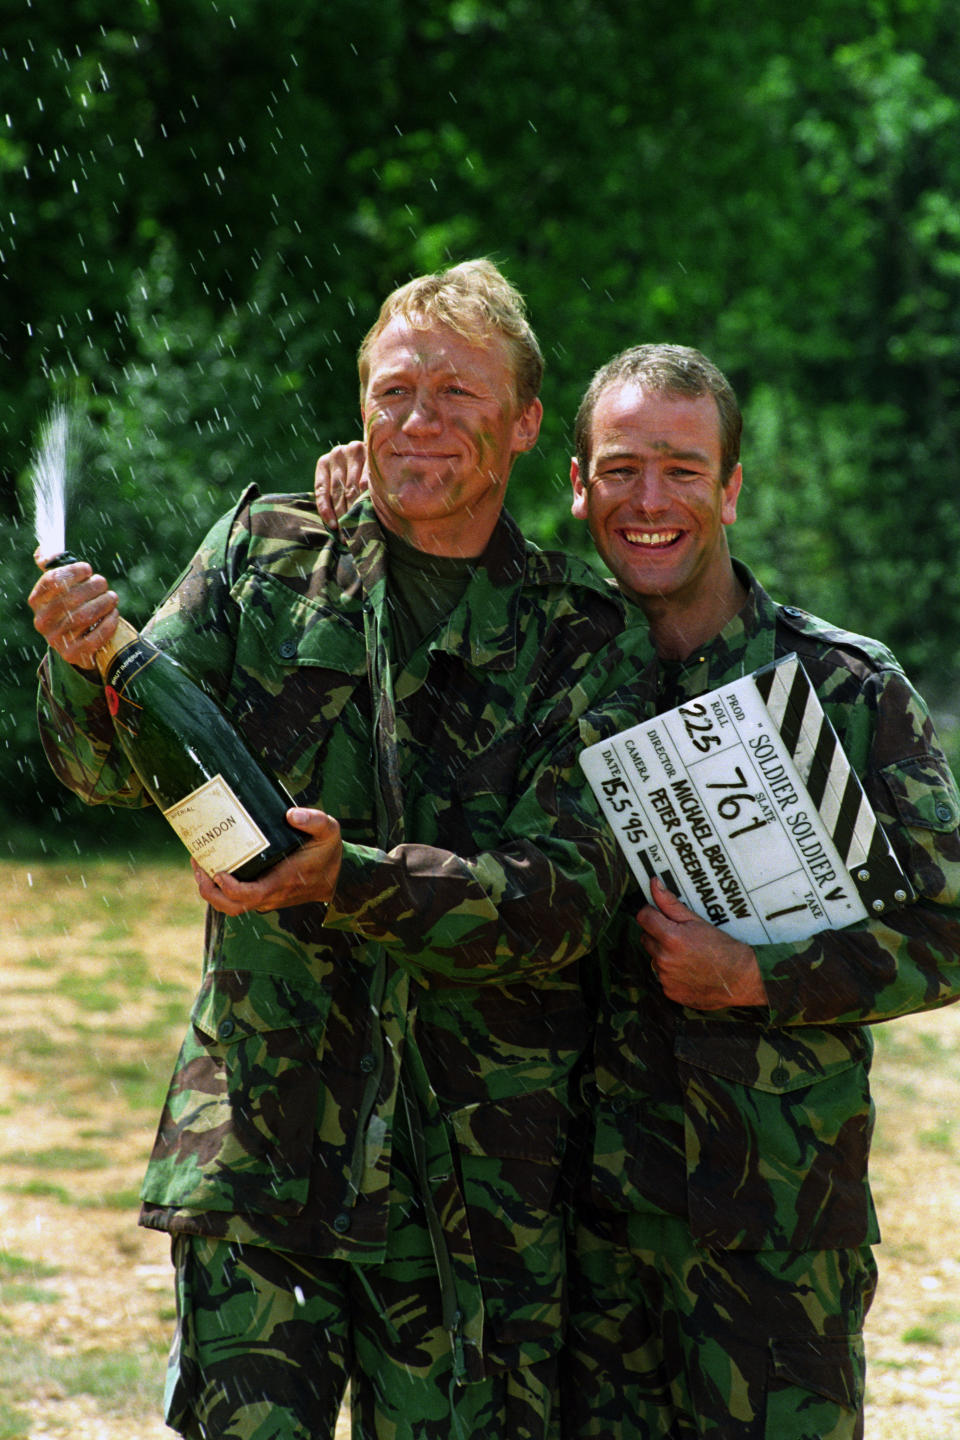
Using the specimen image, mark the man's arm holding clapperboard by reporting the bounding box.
[636,879,769,1008]
[637,664,960,1026]
[656,668,960,1031]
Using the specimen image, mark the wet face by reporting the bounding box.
[570,381,742,610]
[361,317,542,556]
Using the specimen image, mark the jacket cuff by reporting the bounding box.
[753,939,820,1023]
[45,648,106,704]
[324,840,386,930]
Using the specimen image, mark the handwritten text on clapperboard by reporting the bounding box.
[580,663,900,946]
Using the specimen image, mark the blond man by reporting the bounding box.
[29,261,629,1440]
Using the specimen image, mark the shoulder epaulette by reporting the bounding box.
[229,482,261,527]
[245,491,338,549]
[775,601,901,674]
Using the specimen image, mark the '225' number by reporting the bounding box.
[678,701,720,754]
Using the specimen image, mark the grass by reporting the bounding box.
[0,1334,167,1416]
[901,1324,943,1346]
[4,1147,112,1172]
[56,1346,167,1405]
[0,1252,61,1309]
[0,849,197,1435]
[0,1283,61,1306]
[918,1122,956,1153]
[0,1252,59,1280]
[0,1403,32,1440]
[4,1180,74,1204]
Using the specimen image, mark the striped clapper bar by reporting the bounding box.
[752,654,914,918]
[580,652,914,945]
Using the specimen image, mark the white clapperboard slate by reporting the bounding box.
[580,653,914,945]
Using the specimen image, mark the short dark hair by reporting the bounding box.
[574,344,742,480]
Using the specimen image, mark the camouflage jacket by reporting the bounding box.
[37,492,629,1377]
[585,562,960,1251]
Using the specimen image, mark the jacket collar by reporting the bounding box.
[723,558,780,669]
[339,498,528,672]
[643,559,780,701]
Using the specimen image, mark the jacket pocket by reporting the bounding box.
[450,735,525,850]
[587,1084,677,1217]
[227,570,369,797]
[141,968,331,1216]
[876,753,960,902]
[764,1334,865,1436]
[447,1088,568,1354]
[675,1026,875,1251]
[674,1025,866,1093]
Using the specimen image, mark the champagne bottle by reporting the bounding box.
[43,553,306,881]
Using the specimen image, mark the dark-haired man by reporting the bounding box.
[564,344,960,1439]
[313,340,960,1437]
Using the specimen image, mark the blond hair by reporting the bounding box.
[358,258,543,406]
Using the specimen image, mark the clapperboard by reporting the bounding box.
[580,653,914,945]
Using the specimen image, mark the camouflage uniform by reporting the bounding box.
[565,561,960,1440]
[37,491,630,1440]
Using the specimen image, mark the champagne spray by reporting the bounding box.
[31,402,73,566]
[29,402,305,881]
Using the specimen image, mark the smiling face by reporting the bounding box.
[571,380,743,640]
[361,317,542,556]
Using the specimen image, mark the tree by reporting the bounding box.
[5,0,960,827]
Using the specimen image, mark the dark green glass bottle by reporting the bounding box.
[46,554,305,881]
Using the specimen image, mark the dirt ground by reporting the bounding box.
[1,856,959,1438]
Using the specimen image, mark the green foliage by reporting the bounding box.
[4,0,960,824]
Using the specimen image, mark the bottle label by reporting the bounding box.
[163,774,270,877]
[104,643,159,737]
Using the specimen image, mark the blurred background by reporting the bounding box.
[4,0,960,845]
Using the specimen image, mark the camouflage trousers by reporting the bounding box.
[560,1209,878,1440]
[164,1233,560,1440]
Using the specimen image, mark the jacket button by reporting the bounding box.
[279,638,298,659]
[333,1212,351,1234]
[936,802,954,823]
[770,1064,790,1085]
[359,1053,377,1073]
[218,1018,235,1040]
